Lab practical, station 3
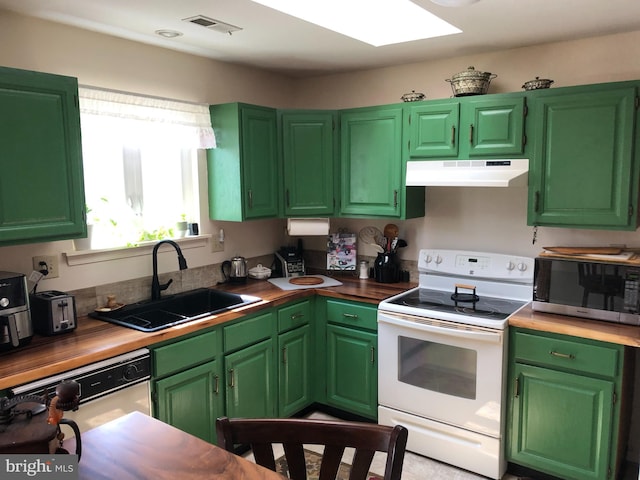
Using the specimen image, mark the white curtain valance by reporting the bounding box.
[78,87,216,149]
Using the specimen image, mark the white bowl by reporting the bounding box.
[248,264,271,280]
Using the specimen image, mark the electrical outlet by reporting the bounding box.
[211,238,224,253]
[32,255,59,279]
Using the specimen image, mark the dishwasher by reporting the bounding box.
[11,348,151,441]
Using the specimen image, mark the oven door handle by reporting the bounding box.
[378,313,503,344]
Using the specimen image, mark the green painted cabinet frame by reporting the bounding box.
[280,110,337,216]
[340,104,424,219]
[407,94,526,159]
[152,329,223,443]
[322,298,378,419]
[507,328,630,480]
[527,83,639,230]
[207,103,279,221]
[0,66,86,246]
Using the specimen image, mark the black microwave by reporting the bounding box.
[532,257,640,326]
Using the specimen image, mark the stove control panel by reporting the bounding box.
[419,249,534,282]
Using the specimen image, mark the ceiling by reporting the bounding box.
[2,0,640,77]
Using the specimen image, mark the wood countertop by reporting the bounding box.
[509,304,640,347]
[4,271,639,391]
[0,275,415,391]
[78,411,287,480]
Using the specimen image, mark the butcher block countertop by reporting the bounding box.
[509,304,640,347]
[0,274,415,391]
[3,271,640,391]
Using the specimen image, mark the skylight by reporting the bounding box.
[250,0,462,47]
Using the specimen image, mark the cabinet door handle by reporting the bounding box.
[290,312,304,320]
[393,190,398,209]
[248,190,253,209]
[514,377,520,398]
[370,346,376,364]
[342,313,359,319]
[451,125,456,146]
[469,124,474,144]
[214,374,219,395]
[549,350,575,360]
[282,347,287,364]
[228,368,235,388]
[534,191,540,213]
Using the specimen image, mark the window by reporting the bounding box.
[78,87,215,249]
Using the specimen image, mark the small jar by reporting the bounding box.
[359,261,369,279]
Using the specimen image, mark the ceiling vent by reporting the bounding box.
[182,15,242,35]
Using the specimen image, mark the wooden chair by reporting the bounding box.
[215,416,408,480]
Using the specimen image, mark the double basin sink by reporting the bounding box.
[90,288,262,332]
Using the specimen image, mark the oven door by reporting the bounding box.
[378,310,506,437]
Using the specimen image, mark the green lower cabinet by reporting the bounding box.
[155,359,223,443]
[326,324,377,419]
[507,328,630,480]
[278,324,312,417]
[224,338,277,418]
[508,363,614,480]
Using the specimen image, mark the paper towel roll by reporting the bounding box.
[287,218,330,236]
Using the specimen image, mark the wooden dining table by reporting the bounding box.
[77,411,288,479]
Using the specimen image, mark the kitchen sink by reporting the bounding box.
[89,288,262,332]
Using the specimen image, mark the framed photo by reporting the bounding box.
[327,233,356,270]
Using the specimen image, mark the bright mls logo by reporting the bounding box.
[1,455,78,479]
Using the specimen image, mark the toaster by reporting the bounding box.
[29,290,77,335]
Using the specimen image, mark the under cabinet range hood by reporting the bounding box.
[406,159,529,187]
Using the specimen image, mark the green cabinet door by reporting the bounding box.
[408,101,460,157]
[340,105,405,218]
[408,95,526,159]
[155,359,223,443]
[464,96,526,157]
[527,84,638,229]
[326,324,377,419]
[207,103,279,221]
[278,324,312,417]
[281,111,336,216]
[508,363,614,480]
[225,338,277,418]
[0,66,86,246]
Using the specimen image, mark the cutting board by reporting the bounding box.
[268,275,343,291]
[540,247,640,264]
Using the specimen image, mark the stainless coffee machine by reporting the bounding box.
[0,272,33,351]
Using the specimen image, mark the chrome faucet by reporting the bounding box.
[151,240,188,301]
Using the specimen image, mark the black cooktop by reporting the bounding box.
[387,288,526,320]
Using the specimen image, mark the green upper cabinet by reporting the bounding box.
[0,66,86,246]
[527,83,639,230]
[207,103,279,221]
[407,94,527,159]
[340,104,424,219]
[280,110,336,216]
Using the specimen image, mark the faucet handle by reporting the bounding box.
[160,278,173,292]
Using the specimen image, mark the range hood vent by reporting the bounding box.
[182,15,242,35]
[406,159,529,187]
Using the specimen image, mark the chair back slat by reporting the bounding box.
[215,417,408,480]
[251,443,277,471]
[349,450,376,480]
[317,445,345,480]
[282,443,308,480]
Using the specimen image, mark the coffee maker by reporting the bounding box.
[0,271,33,351]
